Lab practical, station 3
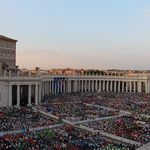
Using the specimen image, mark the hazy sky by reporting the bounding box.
[1,0,150,70]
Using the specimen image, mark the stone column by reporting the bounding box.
[129,81,132,92]
[145,82,148,93]
[17,85,20,107]
[47,81,48,94]
[49,81,51,94]
[82,80,85,92]
[68,80,70,93]
[60,80,62,93]
[138,82,141,93]
[46,81,48,94]
[51,81,53,94]
[98,80,100,92]
[103,81,105,92]
[79,80,81,92]
[41,82,43,97]
[133,81,135,93]
[56,80,58,94]
[8,83,12,107]
[44,82,46,95]
[99,80,102,92]
[43,82,45,95]
[28,84,31,106]
[44,81,46,95]
[82,80,84,92]
[68,80,71,93]
[126,82,128,92]
[122,81,124,92]
[39,83,42,103]
[106,81,109,92]
[78,80,80,92]
[84,80,87,93]
[133,82,136,93]
[54,80,57,94]
[92,80,94,91]
[70,80,72,93]
[35,84,38,105]
[75,80,78,92]
[114,81,116,92]
[88,80,90,92]
[118,81,120,92]
[42,82,44,95]
[110,81,113,92]
[48,81,50,94]
[95,80,98,91]
[74,80,76,92]
[47,81,49,95]
[86,80,88,92]
[84,80,86,92]
[147,81,150,93]
[63,80,66,93]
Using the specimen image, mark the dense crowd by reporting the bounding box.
[0,92,150,149]
[36,102,117,122]
[90,92,150,115]
[0,107,57,132]
[81,116,150,145]
[0,125,135,150]
[42,93,150,116]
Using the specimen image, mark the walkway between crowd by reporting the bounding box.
[73,114,124,125]
[137,142,150,150]
[84,103,116,111]
[33,107,142,148]
[0,123,63,137]
[78,124,142,147]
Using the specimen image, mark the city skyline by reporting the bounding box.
[1,0,150,70]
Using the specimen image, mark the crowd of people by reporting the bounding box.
[0,92,150,149]
[81,116,150,145]
[42,92,150,116]
[0,107,57,132]
[90,92,150,116]
[36,101,117,122]
[0,125,135,150]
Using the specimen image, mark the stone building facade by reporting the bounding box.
[0,35,17,72]
[0,72,150,107]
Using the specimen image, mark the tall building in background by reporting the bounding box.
[0,35,17,72]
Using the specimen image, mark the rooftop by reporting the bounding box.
[0,35,17,42]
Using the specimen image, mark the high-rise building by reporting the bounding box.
[0,35,17,72]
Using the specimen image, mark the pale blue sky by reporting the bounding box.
[1,0,150,69]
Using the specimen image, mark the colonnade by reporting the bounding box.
[9,83,41,107]
[6,75,150,107]
[41,79,148,95]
